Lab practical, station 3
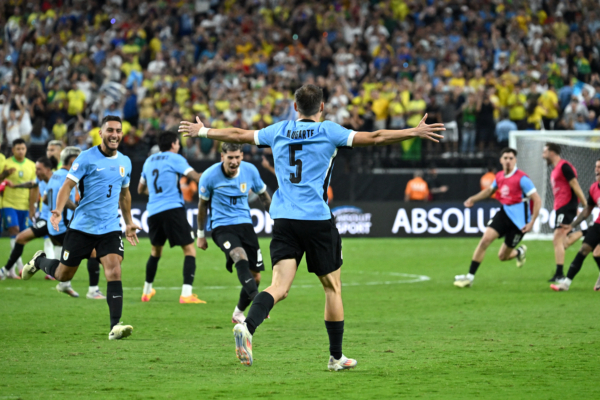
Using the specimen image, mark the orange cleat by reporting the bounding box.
[141,288,156,302]
[179,294,206,304]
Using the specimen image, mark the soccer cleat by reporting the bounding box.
[232,310,246,324]
[0,266,20,280]
[328,355,358,371]
[21,251,45,280]
[453,274,473,288]
[233,323,253,366]
[516,245,527,268]
[87,290,106,300]
[551,282,570,291]
[0,267,5,280]
[179,294,206,304]
[45,274,56,280]
[56,282,79,298]
[108,322,133,340]
[548,274,565,283]
[594,274,600,291]
[141,288,156,302]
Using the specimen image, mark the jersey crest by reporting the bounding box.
[120,166,125,177]
[18,171,23,178]
[63,250,70,260]
[240,183,247,193]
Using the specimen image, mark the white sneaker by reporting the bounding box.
[232,310,246,324]
[56,282,79,298]
[108,322,133,340]
[87,290,106,300]
[21,251,45,280]
[1,266,21,280]
[233,323,253,366]
[0,267,5,280]
[454,274,473,288]
[328,354,358,371]
[516,245,527,268]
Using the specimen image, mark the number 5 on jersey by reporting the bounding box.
[289,144,302,184]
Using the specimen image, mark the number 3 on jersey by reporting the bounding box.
[289,144,302,184]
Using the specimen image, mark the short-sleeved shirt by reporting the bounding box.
[0,154,6,176]
[66,146,132,235]
[140,151,194,217]
[491,169,537,229]
[37,177,50,220]
[254,120,355,220]
[2,156,36,210]
[405,177,429,201]
[46,168,76,235]
[199,161,267,229]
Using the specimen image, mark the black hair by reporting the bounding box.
[545,142,561,155]
[36,156,55,170]
[294,84,323,116]
[101,115,122,127]
[12,138,26,147]
[500,147,518,157]
[221,143,243,153]
[158,131,179,152]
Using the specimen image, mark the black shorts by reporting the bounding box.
[30,219,49,238]
[212,223,264,273]
[554,205,578,228]
[49,232,67,246]
[583,224,600,248]
[60,229,124,267]
[270,218,343,276]
[487,208,525,248]
[148,207,194,248]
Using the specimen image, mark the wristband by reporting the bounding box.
[197,229,205,239]
[198,127,210,138]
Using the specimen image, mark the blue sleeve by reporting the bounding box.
[491,179,497,190]
[172,154,194,175]
[250,165,267,194]
[198,171,212,200]
[255,122,282,147]
[122,157,132,188]
[323,121,356,148]
[520,176,536,196]
[66,153,90,183]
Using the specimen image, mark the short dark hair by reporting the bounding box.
[500,147,518,157]
[221,143,243,153]
[101,115,122,128]
[12,138,26,147]
[158,131,179,152]
[294,84,323,116]
[545,142,561,155]
[36,156,55,170]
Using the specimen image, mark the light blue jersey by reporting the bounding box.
[140,151,194,217]
[46,168,76,235]
[199,161,267,230]
[37,178,50,221]
[66,146,132,235]
[491,173,537,229]
[254,120,355,220]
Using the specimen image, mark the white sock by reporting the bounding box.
[467,273,475,281]
[181,284,192,297]
[44,238,55,259]
[89,285,99,293]
[58,281,71,288]
[563,278,572,287]
[234,306,244,315]
[143,282,153,295]
[54,246,63,261]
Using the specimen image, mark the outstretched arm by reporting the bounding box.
[6,180,38,189]
[179,116,255,144]
[464,187,495,207]
[566,203,594,229]
[352,114,445,146]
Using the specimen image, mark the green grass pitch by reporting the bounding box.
[1,237,600,399]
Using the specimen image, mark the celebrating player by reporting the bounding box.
[551,159,600,292]
[21,116,139,340]
[179,84,445,370]
[197,142,271,324]
[138,131,204,304]
[454,148,541,288]
[542,143,588,282]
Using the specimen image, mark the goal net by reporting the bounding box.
[510,131,600,240]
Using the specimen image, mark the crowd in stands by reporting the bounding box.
[1,0,600,169]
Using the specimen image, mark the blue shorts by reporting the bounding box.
[2,208,30,233]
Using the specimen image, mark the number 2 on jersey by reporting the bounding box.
[152,169,163,193]
[289,144,302,184]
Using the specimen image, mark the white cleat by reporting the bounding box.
[516,245,527,268]
[328,354,358,371]
[21,251,45,280]
[0,266,21,280]
[56,282,79,298]
[233,323,253,366]
[551,282,570,291]
[232,310,246,324]
[595,274,600,292]
[87,290,106,300]
[0,267,5,280]
[453,274,473,288]
[108,322,133,340]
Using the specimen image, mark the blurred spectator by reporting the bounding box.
[461,94,478,157]
[440,93,458,158]
[180,176,198,204]
[52,117,67,143]
[425,164,449,201]
[405,171,429,202]
[480,166,497,191]
[495,111,517,149]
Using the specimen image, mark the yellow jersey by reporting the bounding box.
[89,127,102,146]
[0,154,6,175]
[2,156,36,210]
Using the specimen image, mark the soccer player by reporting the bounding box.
[197,142,271,323]
[179,84,445,370]
[454,148,542,288]
[1,138,37,278]
[551,159,600,292]
[542,143,588,282]
[21,116,140,340]
[138,131,204,304]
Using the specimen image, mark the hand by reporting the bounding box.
[29,210,35,222]
[125,223,141,246]
[5,180,14,188]
[197,237,208,250]
[521,221,534,233]
[440,185,449,193]
[178,116,205,137]
[50,210,62,231]
[415,114,445,142]
[261,156,270,169]
[464,198,474,208]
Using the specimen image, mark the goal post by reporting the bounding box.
[510,131,600,240]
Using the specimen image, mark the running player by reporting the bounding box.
[138,131,204,304]
[197,142,271,324]
[542,143,588,282]
[551,159,600,292]
[1,139,36,278]
[21,116,139,340]
[179,84,445,370]
[454,148,542,288]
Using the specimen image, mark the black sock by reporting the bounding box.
[106,281,123,329]
[237,282,259,312]
[145,255,159,283]
[245,291,274,335]
[36,256,59,278]
[87,258,100,287]
[566,252,587,280]
[183,256,196,285]
[469,260,481,275]
[582,229,588,236]
[555,264,564,276]
[4,243,24,271]
[594,257,600,271]
[235,260,258,300]
[325,320,344,360]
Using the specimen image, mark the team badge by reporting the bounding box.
[63,250,70,260]
[500,185,510,198]
[240,183,247,193]
[19,171,24,178]
[200,186,206,193]
[72,163,79,171]
[224,241,231,249]
[119,166,125,177]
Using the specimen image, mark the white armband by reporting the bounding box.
[197,229,205,239]
[198,127,210,138]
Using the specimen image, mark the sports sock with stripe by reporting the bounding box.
[235,260,258,301]
[245,291,274,335]
[106,281,123,329]
[183,256,196,285]
[237,282,259,312]
[325,320,344,360]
